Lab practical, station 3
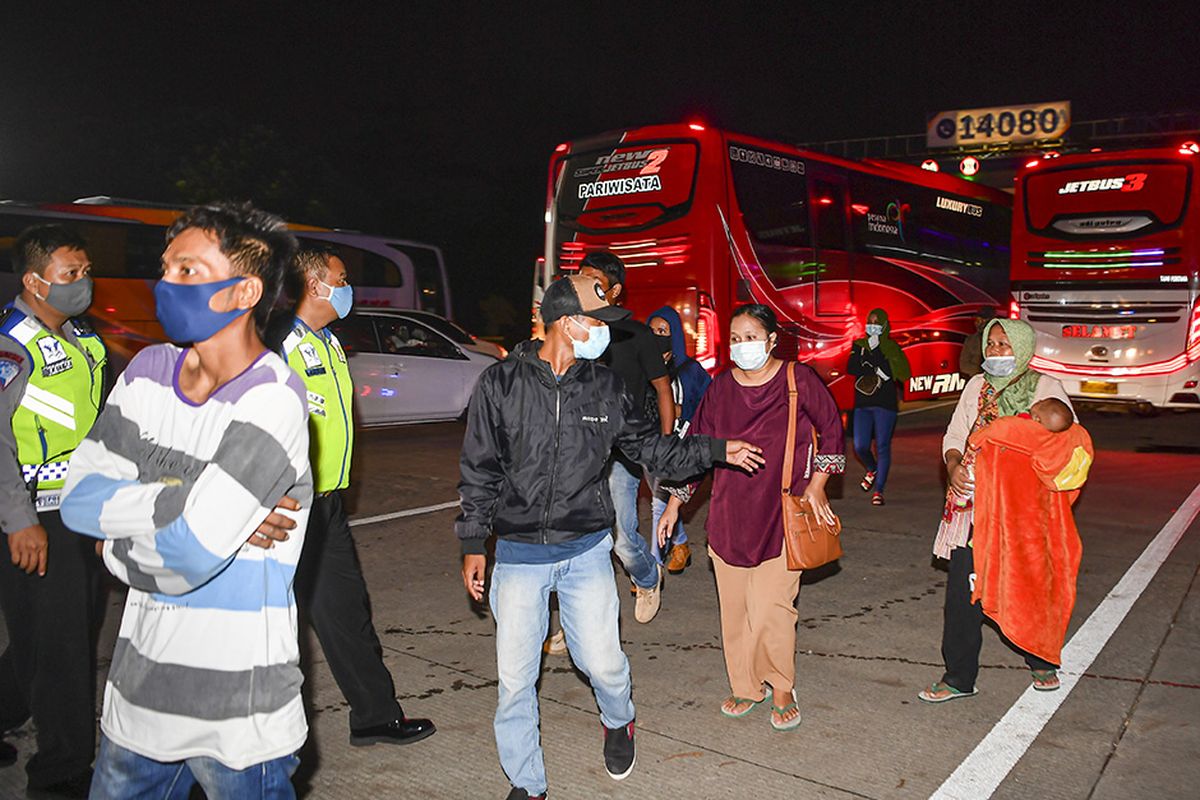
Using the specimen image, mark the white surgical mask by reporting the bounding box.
[981,355,1017,377]
[730,340,770,371]
[865,323,883,336]
[566,317,610,360]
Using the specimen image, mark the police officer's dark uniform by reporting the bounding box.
[283,316,434,746]
[0,294,105,790]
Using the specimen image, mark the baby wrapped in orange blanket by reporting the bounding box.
[968,399,1094,666]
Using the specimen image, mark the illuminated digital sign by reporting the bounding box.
[927,101,1071,148]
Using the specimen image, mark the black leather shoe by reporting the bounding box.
[0,739,16,768]
[349,717,436,746]
[26,769,92,799]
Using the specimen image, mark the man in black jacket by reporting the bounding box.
[457,274,762,800]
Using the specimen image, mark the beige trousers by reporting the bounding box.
[709,544,802,701]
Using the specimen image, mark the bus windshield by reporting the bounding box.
[1024,162,1190,236]
[555,141,699,233]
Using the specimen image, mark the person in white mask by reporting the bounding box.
[920,317,1075,704]
[657,303,845,732]
[456,275,764,800]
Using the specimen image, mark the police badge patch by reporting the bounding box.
[38,338,73,377]
[0,353,21,390]
[299,342,326,376]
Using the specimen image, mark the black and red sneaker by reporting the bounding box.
[603,721,636,780]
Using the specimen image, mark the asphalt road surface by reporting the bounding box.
[2,403,1198,799]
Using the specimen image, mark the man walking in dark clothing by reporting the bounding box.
[457,274,763,800]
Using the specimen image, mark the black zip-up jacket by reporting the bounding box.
[456,339,725,555]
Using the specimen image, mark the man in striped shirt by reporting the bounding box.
[60,203,313,799]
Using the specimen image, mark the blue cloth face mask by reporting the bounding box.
[319,280,354,319]
[154,277,250,344]
[981,355,1017,377]
[865,323,884,336]
[566,317,610,360]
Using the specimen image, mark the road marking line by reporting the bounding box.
[349,499,461,527]
[932,479,1200,800]
[898,400,958,417]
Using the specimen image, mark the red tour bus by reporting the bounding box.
[1011,145,1200,410]
[536,123,1012,406]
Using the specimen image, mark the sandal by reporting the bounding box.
[871,493,885,506]
[918,681,977,703]
[860,471,875,492]
[770,690,801,731]
[1031,669,1060,691]
[720,695,764,718]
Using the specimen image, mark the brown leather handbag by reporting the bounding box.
[781,363,843,571]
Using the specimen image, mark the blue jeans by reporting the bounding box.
[90,734,299,799]
[649,484,687,564]
[608,458,660,586]
[852,407,898,494]
[489,536,635,796]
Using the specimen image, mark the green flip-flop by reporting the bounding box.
[770,690,802,731]
[918,681,977,703]
[720,695,764,718]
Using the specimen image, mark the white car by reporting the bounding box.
[390,309,508,360]
[329,310,501,425]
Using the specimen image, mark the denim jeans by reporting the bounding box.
[607,458,660,587]
[852,407,898,494]
[89,734,299,800]
[489,536,635,796]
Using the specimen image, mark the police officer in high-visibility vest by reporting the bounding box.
[0,225,105,796]
[283,247,435,747]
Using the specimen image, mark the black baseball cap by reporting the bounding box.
[540,275,631,324]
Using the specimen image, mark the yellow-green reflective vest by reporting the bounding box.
[1,307,106,501]
[283,321,353,493]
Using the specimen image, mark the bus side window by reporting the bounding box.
[125,225,170,279]
[70,221,165,279]
[389,244,446,315]
[299,240,405,292]
[812,180,847,251]
[0,213,28,303]
[728,146,812,289]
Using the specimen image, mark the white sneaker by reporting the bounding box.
[543,628,568,656]
[634,566,664,623]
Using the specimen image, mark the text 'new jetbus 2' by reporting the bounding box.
[1012,145,1200,410]
[536,122,1012,407]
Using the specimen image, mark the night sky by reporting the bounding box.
[2,2,1196,340]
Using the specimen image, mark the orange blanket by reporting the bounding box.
[968,417,1094,665]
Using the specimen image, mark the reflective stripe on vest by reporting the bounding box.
[2,307,105,493]
[19,383,76,430]
[22,460,71,484]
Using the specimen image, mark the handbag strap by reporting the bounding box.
[781,362,798,495]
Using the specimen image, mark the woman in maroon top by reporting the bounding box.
[657,304,844,731]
